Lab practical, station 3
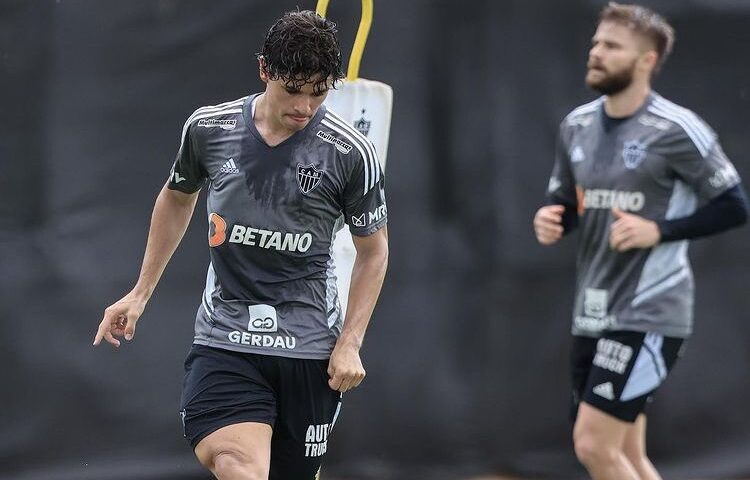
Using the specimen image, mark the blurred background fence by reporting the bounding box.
[1,1,749,478]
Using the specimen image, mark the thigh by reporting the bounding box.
[180,345,278,449]
[581,331,683,422]
[622,413,648,457]
[570,335,598,421]
[194,421,273,474]
[574,401,632,448]
[265,357,343,480]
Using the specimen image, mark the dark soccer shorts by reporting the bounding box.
[570,330,684,423]
[179,344,342,479]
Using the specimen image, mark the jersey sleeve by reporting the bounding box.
[167,116,208,193]
[663,120,741,204]
[547,125,578,208]
[342,144,387,236]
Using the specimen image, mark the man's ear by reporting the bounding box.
[639,50,658,73]
[258,56,269,83]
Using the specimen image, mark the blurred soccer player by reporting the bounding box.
[534,3,747,479]
[94,10,388,479]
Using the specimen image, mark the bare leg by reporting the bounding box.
[194,422,273,480]
[623,414,662,480]
[573,402,641,480]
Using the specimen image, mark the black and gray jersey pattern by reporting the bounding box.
[548,92,740,338]
[168,94,387,359]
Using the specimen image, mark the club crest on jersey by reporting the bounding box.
[622,140,647,169]
[297,164,324,194]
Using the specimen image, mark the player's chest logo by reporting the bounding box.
[621,140,648,170]
[297,164,324,194]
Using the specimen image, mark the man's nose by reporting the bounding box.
[589,44,602,59]
[293,97,312,115]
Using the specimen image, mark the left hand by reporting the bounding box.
[609,208,661,252]
[327,342,366,393]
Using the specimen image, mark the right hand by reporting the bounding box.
[93,292,147,348]
[534,204,565,245]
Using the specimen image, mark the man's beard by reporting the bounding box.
[586,62,636,96]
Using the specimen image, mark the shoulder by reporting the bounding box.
[318,107,382,194]
[181,96,247,139]
[317,107,379,165]
[644,93,717,157]
[562,97,604,128]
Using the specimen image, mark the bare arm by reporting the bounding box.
[93,183,200,347]
[327,226,389,392]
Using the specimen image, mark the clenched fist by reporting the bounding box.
[534,205,566,245]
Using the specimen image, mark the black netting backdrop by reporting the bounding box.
[1,1,749,479]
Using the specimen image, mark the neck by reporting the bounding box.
[254,93,293,137]
[253,93,296,146]
[604,80,651,118]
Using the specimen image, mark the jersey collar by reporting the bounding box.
[243,93,327,149]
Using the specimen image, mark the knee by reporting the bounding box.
[211,450,268,480]
[574,432,620,469]
[622,442,648,469]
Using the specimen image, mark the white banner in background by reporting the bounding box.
[325,78,393,317]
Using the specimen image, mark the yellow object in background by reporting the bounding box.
[318,0,393,316]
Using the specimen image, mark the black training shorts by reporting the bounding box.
[180,344,342,479]
[570,330,684,422]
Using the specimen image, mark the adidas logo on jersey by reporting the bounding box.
[593,382,615,401]
[220,158,240,174]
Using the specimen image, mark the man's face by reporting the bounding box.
[586,21,648,95]
[260,64,332,132]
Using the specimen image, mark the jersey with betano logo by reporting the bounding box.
[168,94,387,359]
[547,92,740,339]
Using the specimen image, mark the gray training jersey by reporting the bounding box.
[168,94,387,359]
[548,92,740,338]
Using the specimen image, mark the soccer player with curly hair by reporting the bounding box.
[95,10,388,479]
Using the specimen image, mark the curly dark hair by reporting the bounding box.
[258,10,344,94]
